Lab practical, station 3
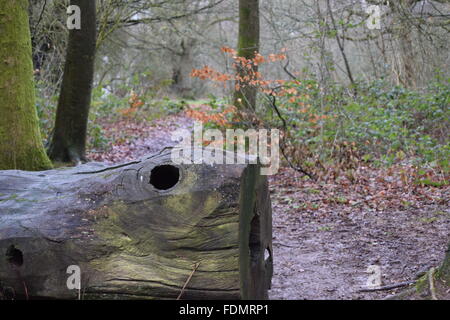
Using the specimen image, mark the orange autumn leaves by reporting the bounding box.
[190,47,326,126]
[277,82,330,124]
[191,66,232,82]
[185,105,237,128]
[191,47,287,93]
[118,90,145,116]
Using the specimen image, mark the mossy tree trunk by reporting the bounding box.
[438,243,450,284]
[0,0,52,171]
[411,244,450,300]
[389,241,450,300]
[47,0,96,164]
[233,0,260,111]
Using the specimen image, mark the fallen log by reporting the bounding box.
[0,149,272,299]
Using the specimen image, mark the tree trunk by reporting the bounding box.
[234,0,260,111]
[391,0,417,88]
[171,39,196,99]
[0,0,52,171]
[398,28,417,88]
[47,0,97,164]
[0,149,273,299]
[438,243,450,284]
[394,243,450,300]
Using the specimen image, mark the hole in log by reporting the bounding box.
[149,165,180,190]
[6,245,23,267]
[264,247,271,262]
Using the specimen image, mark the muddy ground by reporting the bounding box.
[88,112,450,300]
[268,168,449,300]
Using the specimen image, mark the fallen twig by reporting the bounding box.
[428,267,438,300]
[177,262,201,300]
[358,280,415,292]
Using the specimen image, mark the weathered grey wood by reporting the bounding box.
[0,149,272,299]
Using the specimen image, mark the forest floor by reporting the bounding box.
[87,110,450,300]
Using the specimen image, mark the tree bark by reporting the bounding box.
[47,0,97,164]
[234,0,260,111]
[390,0,418,88]
[171,39,197,99]
[438,243,450,284]
[0,149,273,299]
[0,0,52,171]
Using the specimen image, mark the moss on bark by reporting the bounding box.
[392,245,450,300]
[0,0,52,170]
[437,243,450,284]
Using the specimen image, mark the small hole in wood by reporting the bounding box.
[149,165,180,190]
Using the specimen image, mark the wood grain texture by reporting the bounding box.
[0,149,272,299]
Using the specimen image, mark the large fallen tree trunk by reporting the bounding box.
[0,149,272,299]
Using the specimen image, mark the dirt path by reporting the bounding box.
[88,112,450,300]
[88,114,194,163]
[269,173,449,299]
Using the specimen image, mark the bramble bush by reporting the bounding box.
[270,77,449,178]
